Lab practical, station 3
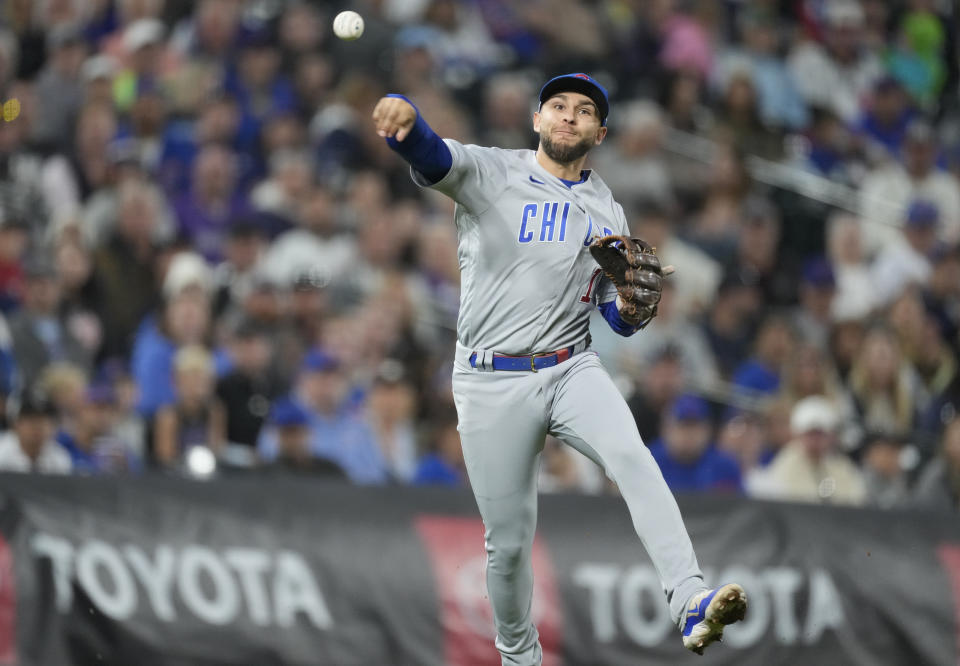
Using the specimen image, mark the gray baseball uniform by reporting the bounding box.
[413,139,707,666]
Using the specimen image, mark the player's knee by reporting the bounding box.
[484,525,532,574]
[487,539,527,573]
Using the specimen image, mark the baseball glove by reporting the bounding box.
[589,235,663,326]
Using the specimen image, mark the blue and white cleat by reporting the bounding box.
[681,583,747,655]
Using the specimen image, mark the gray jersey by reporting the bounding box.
[413,139,627,354]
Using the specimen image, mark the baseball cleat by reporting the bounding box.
[681,583,747,655]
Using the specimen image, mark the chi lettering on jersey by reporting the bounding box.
[517,202,571,244]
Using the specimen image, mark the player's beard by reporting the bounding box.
[540,129,594,165]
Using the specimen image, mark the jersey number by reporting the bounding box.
[580,268,602,303]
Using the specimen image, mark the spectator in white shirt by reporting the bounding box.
[860,121,960,252]
[0,392,71,474]
[787,0,883,123]
[827,212,877,321]
[871,200,938,307]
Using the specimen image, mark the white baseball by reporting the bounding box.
[333,11,364,41]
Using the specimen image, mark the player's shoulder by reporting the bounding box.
[448,140,529,166]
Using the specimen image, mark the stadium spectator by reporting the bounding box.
[132,252,214,416]
[211,220,268,320]
[687,143,752,263]
[173,143,250,263]
[858,431,911,508]
[257,349,388,484]
[38,361,86,423]
[627,346,686,446]
[791,256,837,350]
[731,196,796,308]
[32,23,87,151]
[0,111,48,252]
[712,7,808,131]
[595,279,718,389]
[826,212,876,322]
[90,178,164,360]
[861,122,960,251]
[55,381,141,474]
[591,101,673,209]
[10,254,92,389]
[793,106,860,186]
[777,343,851,422]
[153,344,225,467]
[855,76,916,162]
[922,242,960,348]
[479,72,535,150]
[53,237,102,358]
[41,101,118,220]
[870,200,938,307]
[216,319,282,452]
[650,394,742,494]
[717,408,773,477]
[748,395,867,505]
[700,271,763,379]
[828,315,867,384]
[121,80,169,175]
[787,0,883,123]
[412,408,465,486]
[731,313,795,398]
[260,396,346,478]
[258,185,357,290]
[364,359,418,483]
[885,6,947,109]
[910,313,957,419]
[711,69,783,160]
[913,418,960,511]
[0,390,71,474]
[629,201,720,319]
[100,359,147,461]
[250,149,313,225]
[847,325,921,435]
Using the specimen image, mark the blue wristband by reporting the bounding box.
[384,94,452,184]
[599,299,645,337]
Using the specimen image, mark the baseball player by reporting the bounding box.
[372,73,746,664]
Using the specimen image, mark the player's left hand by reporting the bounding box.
[589,235,665,326]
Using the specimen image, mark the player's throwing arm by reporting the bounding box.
[372,97,417,142]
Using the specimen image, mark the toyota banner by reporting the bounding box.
[0,473,957,665]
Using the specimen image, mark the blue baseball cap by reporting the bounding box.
[270,397,310,427]
[801,256,836,288]
[539,73,609,126]
[905,200,939,228]
[300,348,339,374]
[86,382,116,405]
[671,394,710,422]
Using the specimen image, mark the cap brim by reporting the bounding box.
[539,78,608,123]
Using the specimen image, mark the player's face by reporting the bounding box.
[534,92,607,164]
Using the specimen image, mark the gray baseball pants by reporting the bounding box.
[452,347,706,666]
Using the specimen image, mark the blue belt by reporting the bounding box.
[469,345,577,372]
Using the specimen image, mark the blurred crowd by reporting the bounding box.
[0,0,958,511]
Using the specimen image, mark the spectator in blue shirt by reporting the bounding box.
[260,397,346,478]
[413,410,465,486]
[731,314,796,398]
[650,394,743,493]
[56,382,141,474]
[855,76,916,161]
[257,349,388,484]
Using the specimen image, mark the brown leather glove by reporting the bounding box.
[588,235,663,326]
